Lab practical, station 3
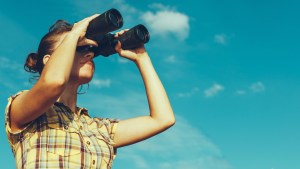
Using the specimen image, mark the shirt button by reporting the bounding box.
[79,126,83,130]
[92,160,95,165]
[64,125,69,130]
[87,141,90,145]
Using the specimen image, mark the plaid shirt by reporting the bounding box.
[5,91,119,169]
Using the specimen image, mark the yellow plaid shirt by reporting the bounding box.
[5,91,119,169]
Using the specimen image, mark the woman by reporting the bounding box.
[5,14,175,168]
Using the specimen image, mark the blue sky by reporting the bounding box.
[1,0,299,169]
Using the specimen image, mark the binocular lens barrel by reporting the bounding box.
[93,24,150,57]
[119,24,150,50]
[86,8,123,40]
[108,11,121,28]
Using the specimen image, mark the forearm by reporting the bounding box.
[113,54,175,147]
[41,33,80,85]
[135,54,175,126]
[113,36,175,147]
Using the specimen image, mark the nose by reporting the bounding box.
[83,52,95,60]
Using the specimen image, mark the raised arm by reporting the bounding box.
[9,15,99,132]
[113,31,176,148]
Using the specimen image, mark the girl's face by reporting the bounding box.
[52,33,97,86]
[70,45,96,85]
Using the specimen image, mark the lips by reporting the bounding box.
[85,61,93,65]
[80,61,94,70]
[80,61,94,65]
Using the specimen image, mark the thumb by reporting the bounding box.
[78,38,98,47]
[114,41,122,53]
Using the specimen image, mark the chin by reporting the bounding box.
[78,72,94,84]
[79,78,91,85]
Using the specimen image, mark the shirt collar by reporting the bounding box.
[54,102,90,116]
[76,107,90,116]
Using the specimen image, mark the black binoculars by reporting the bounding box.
[84,8,150,57]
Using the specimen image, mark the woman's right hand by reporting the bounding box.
[70,14,99,46]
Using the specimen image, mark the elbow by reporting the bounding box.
[161,113,176,129]
[167,109,176,127]
[167,116,176,127]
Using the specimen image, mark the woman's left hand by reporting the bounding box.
[114,30,148,63]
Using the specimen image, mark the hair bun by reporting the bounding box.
[24,52,39,73]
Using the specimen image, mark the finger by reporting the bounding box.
[114,29,129,38]
[86,14,100,22]
[114,31,123,38]
[75,14,99,25]
[114,41,122,52]
[78,38,98,47]
[87,39,98,47]
[118,30,127,35]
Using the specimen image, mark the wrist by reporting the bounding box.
[66,31,82,40]
[134,53,151,65]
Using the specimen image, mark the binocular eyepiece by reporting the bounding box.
[84,8,150,57]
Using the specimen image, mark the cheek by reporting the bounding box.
[81,60,95,71]
[79,63,95,75]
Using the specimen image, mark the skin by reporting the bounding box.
[9,14,175,148]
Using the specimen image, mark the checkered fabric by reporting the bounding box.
[5,91,119,169]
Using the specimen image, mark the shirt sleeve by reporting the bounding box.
[5,90,32,135]
[102,118,119,141]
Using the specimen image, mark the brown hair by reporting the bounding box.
[24,20,73,74]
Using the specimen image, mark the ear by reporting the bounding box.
[43,55,51,65]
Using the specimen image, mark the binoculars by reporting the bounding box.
[84,8,150,57]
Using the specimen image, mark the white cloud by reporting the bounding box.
[0,56,31,90]
[164,55,177,63]
[112,0,138,14]
[141,4,189,40]
[204,83,224,98]
[250,81,265,93]
[177,87,199,98]
[117,57,130,63]
[214,34,227,45]
[90,78,111,88]
[0,56,22,70]
[148,3,174,11]
[234,82,265,96]
[236,90,246,95]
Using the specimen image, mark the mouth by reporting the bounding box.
[80,61,94,68]
[80,60,93,64]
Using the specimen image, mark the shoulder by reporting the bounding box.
[4,89,54,136]
[5,90,30,125]
[5,90,30,126]
[7,90,29,102]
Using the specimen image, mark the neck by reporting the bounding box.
[57,82,79,113]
